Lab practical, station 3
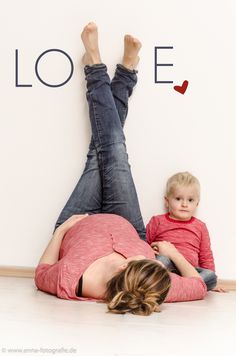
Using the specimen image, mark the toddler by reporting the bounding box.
[146,171,217,291]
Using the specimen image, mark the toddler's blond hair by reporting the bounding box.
[166,171,200,199]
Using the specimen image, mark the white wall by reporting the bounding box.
[1,0,236,279]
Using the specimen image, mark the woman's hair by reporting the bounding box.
[104,259,171,316]
[166,171,200,199]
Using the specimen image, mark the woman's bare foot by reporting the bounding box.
[122,35,142,70]
[81,22,102,66]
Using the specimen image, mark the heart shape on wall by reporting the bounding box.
[174,80,189,94]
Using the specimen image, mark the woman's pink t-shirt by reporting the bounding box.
[34,214,207,302]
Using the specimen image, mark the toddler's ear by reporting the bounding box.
[164,196,169,209]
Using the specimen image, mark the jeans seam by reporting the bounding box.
[90,92,103,147]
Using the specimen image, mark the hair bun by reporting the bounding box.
[105,259,171,316]
[108,289,160,315]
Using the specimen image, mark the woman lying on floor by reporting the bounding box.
[35,23,207,316]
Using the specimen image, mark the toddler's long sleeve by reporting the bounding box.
[146,216,159,245]
[199,223,215,271]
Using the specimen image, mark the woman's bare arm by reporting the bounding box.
[156,241,200,278]
[168,251,200,278]
[38,214,88,265]
[38,228,65,265]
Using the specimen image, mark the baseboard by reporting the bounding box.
[0,266,235,291]
[0,266,35,278]
[217,279,236,291]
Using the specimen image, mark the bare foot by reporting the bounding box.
[122,35,142,70]
[81,22,102,65]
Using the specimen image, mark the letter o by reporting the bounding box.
[35,49,74,87]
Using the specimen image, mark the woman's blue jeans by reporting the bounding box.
[54,64,146,241]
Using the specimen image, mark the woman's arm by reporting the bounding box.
[169,251,200,278]
[38,214,88,265]
[38,228,65,265]
[156,241,200,278]
[156,241,207,302]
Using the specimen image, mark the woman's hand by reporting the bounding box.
[151,241,179,259]
[56,214,88,235]
[38,214,88,265]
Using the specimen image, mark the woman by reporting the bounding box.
[35,23,207,316]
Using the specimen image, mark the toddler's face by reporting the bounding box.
[165,185,199,221]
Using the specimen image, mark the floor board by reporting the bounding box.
[0,276,235,356]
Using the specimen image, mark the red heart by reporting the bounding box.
[174,80,188,94]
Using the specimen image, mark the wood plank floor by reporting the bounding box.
[0,276,235,356]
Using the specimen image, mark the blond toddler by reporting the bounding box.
[146,172,217,291]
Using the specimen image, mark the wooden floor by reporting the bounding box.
[0,276,235,356]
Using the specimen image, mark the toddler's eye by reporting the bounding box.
[175,197,181,201]
[189,198,194,202]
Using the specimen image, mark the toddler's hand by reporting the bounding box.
[212,286,228,293]
[154,241,179,259]
[151,242,159,255]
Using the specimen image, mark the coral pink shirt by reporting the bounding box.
[146,213,215,271]
[35,214,207,302]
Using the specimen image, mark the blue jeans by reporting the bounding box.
[156,255,217,291]
[54,64,146,241]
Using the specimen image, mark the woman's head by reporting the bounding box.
[104,259,171,316]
